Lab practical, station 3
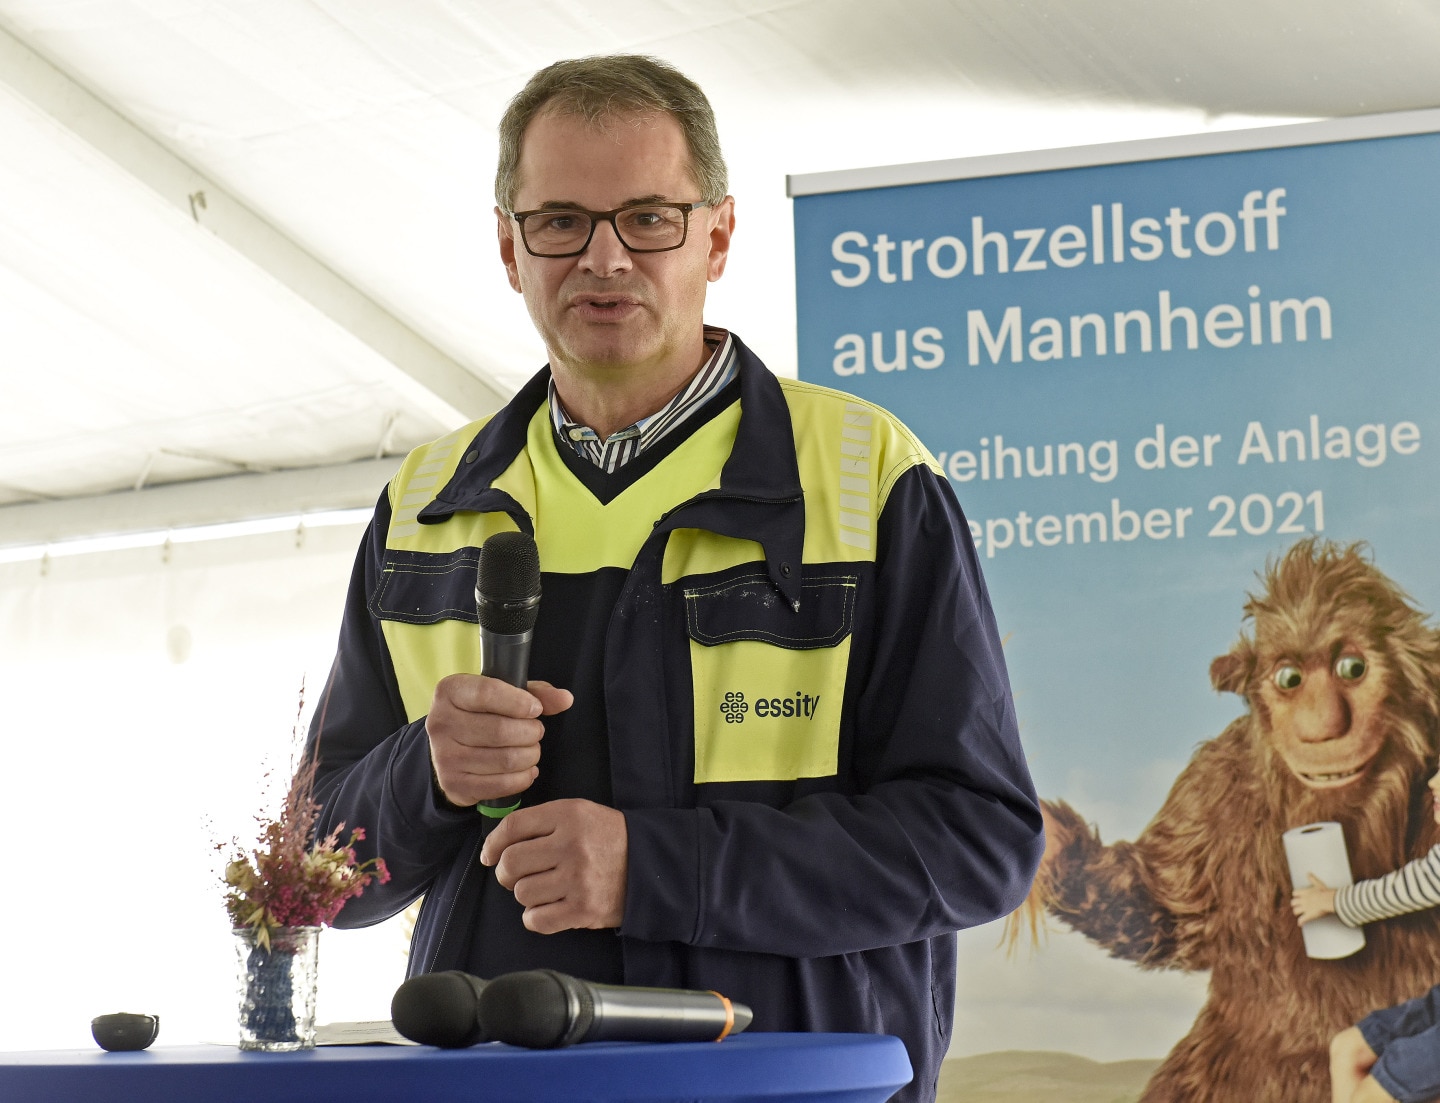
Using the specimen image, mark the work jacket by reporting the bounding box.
[309,335,1043,1103]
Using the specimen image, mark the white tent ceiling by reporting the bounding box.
[2,0,1438,548]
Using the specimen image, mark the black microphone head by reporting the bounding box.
[479,969,593,1048]
[390,971,489,1047]
[476,531,541,634]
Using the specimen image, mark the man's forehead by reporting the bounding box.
[513,107,696,204]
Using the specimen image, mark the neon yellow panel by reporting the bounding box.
[690,636,851,783]
[382,618,482,723]
[521,403,735,574]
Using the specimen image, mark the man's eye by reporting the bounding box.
[1274,666,1302,690]
[546,214,581,231]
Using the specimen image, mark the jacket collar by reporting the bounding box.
[718,336,803,501]
[418,333,805,606]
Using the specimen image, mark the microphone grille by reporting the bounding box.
[390,971,487,1047]
[476,531,541,634]
[479,969,592,1048]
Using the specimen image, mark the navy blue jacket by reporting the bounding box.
[308,337,1043,1103]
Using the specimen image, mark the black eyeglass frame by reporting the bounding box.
[507,201,712,258]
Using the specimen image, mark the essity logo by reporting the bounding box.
[720,690,821,723]
[720,692,749,724]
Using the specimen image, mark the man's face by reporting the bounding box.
[497,109,733,387]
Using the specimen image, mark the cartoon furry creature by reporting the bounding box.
[1029,540,1440,1101]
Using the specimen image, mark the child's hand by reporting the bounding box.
[1291,873,1337,925]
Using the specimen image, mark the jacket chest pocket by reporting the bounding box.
[684,572,857,784]
[370,548,484,723]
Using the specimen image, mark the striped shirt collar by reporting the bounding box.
[548,326,737,473]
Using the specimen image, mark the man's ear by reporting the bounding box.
[706,196,736,283]
[496,206,523,293]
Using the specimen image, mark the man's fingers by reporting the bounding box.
[505,877,603,935]
[435,674,574,720]
[480,800,627,931]
[443,773,538,809]
[509,868,566,909]
[430,708,547,750]
[527,681,574,716]
[430,762,538,808]
[492,839,566,892]
[426,680,550,805]
[520,901,578,935]
[479,805,553,869]
[432,739,542,780]
[438,673,543,718]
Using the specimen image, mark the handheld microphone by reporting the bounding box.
[478,969,752,1048]
[390,971,490,1047]
[475,530,542,816]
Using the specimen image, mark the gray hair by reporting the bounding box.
[495,55,728,211]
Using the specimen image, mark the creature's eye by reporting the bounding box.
[1335,655,1367,681]
[1273,665,1303,690]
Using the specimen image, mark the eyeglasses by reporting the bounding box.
[509,201,710,258]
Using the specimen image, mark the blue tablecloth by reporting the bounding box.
[0,1032,912,1102]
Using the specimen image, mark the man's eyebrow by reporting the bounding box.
[530,194,674,211]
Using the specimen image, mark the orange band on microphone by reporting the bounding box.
[708,991,735,1042]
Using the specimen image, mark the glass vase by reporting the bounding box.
[234,925,320,1051]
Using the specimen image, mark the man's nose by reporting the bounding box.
[580,218,633,276]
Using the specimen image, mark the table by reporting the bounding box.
[0,1032,912,1102]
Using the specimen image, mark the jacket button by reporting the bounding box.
[465,450,478,463]
[780,563,792,577]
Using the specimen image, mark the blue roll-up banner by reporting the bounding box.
[792,111,1440,1099]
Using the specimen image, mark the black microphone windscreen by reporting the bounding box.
[390,971,488,1047]
[477,531,541,634]
[479,969,592,1048]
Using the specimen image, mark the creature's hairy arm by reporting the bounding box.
[1028,744,1234,970]
[1033,801,1177,967]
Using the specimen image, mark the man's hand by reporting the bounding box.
[479,799,628,934]
[1291,873,1338,926]
[426,675,572,807]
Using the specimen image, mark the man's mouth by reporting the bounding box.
[573,294,639,313]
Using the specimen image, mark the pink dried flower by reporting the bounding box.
[221,685,388,951]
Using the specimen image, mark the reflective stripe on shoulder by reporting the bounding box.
[778,378,939,565]
[387,424,483,546]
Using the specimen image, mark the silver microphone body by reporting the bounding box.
[478,969,753,1048]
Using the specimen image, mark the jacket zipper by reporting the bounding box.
[423,833,484,974]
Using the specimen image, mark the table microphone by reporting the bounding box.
[474,530,542,817]
[390,971,490,1047]
[478,969,752,1048]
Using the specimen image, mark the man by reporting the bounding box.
[309,55,1042,1103]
